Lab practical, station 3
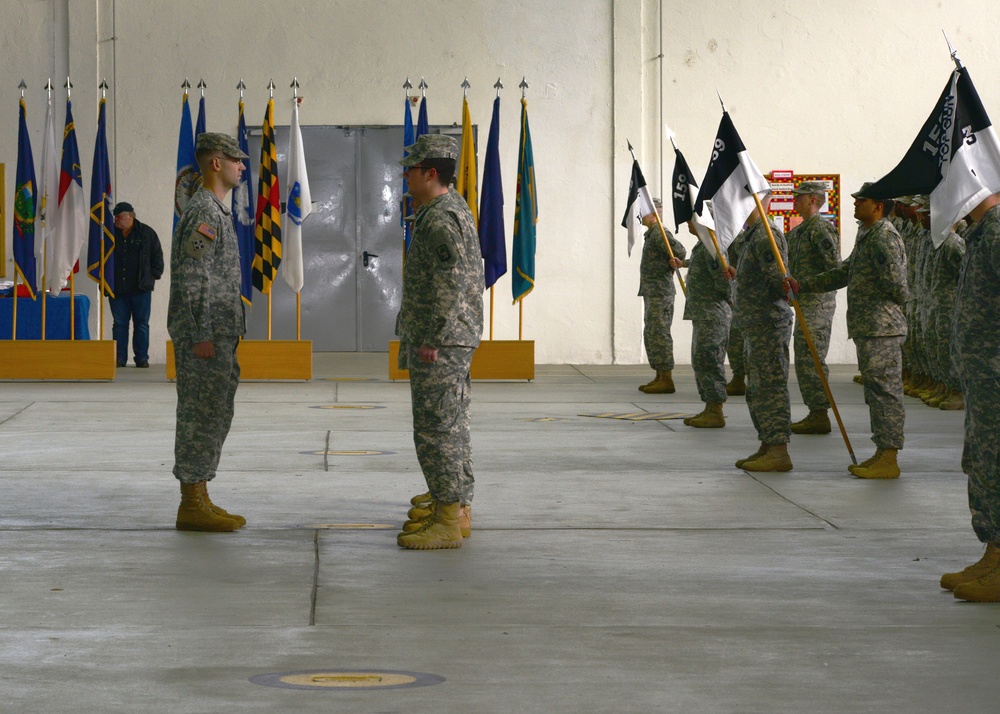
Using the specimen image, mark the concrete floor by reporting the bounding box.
[1,353,997,713]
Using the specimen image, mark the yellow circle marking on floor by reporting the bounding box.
[279,672,417,688]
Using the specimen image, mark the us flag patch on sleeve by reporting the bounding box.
[197,223,216,240]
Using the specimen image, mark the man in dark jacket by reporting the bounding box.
[110,202,164,367]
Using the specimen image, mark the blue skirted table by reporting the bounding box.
[0,294,91,340]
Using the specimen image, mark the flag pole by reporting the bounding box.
[66,77,76,342]
[749,190,857,465]
[627,141,686,296]
[489,78,504,340]
[943,30,963,69]
[518,76,529,341]
[13,81,25,340]
[42,78,52,340]
[292,78,303,341]
[97,79,109,342]
[402,77,413,267]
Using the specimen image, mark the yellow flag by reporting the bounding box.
[457,97,479,223]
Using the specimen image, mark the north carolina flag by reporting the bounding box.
[512,97,537,303]
[87,97,115,297]
[457,96,479,224]
[173,93,198,231]
[51,98,88,291]
[38,92,59,291]
[251,98,282,294]
[693,112,770,252]
[861,66,1000,246]
[283,98,311,294]
[232,99,256,305]
[13,98,38,297]
[479,96,507,288]
[620,158,655,257]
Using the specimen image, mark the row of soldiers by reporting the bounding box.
[636,180,1000,602]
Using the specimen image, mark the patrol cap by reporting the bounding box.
[195,132,250,160]
[400,134,459,167]
[113,202,134,215]
[851,181,890,200]
[793,181,827,195]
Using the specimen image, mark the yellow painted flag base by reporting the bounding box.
[0,340,117,380]
[166,340,313,380]
[388,339,534,381]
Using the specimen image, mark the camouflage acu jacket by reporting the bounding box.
[800,217,908,338]
[733,219,792,329]
[397,190,484,349]
[638,225,687,298]
[953,204,1000,380]
[167,188,246,343]
[787,213,841,309]
[683,240,732,322]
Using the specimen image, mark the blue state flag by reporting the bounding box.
[195,94,206,141]
[87,97,115,296]
[13,98,38,298]
[174,93,197,231]
[232,99,256,305]
[416,95,429,140]
[512,97,537,303]
[402,97,415,250]
[479,96,506,289]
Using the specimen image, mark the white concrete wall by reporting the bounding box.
[3,0,1000,365]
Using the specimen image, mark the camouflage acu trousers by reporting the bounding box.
[691,318,730,404]
[854,336,905,450]
[961,379,1000,545]
[744,321,792,445]
[643,294,675,371]
[405,343,475,505]
[932,305,960,389]
[173,336,241,484]
[793,300,834,411]
[727,320,745,379]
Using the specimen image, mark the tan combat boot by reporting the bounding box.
[923,383,946,405]
[953,559,1000,602]
[197,481,246,527]
[742,444,793,472]
[402,503,472,538]
[725,374,746,396]
[938,390,964,411]
[176,482,241,532]
[641,370,676,394]
[684,403,725,428]
[941,544,1000,591]
[848,448,900,479]
[790,409,831,435]
[397,501,463,550]
[410,491,432,507]
[735,442,767,468]
[638,372,660,392]
[853,373,864,384]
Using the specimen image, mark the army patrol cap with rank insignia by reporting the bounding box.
[400,134,459,167]
[793,181,827,196]
[195,132,250,160]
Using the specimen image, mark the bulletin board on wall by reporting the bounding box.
[766,171,842,247]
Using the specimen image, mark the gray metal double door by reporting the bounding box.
[246,124,454,351]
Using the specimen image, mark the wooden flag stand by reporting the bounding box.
[165,339,312,381]
[0,340,116,380]
[388,339,534,381]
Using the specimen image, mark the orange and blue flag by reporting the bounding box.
[13,98,38,298]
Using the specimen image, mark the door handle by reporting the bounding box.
[363,250,379,267]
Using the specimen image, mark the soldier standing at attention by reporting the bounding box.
[941,192,1000,603]
[788,184,908,479]
[787,182,841,435]
[168,133,248,532]
[396,135,484,550]
[729,200,794,472]
[637,198,686,394]
[675,226,732,428]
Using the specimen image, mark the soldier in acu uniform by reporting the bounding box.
[941,193,1000,602]
[790,183,908,479]
[786,181,841,434]
[167,133,248,532]
[395,134,485,550]
[637,198,686,394]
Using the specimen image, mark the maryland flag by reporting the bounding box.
[512,97,537,303]
[13,98,38,297]
[457,96,479,224]
[252,98,282,294]
[87,97,115,297]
